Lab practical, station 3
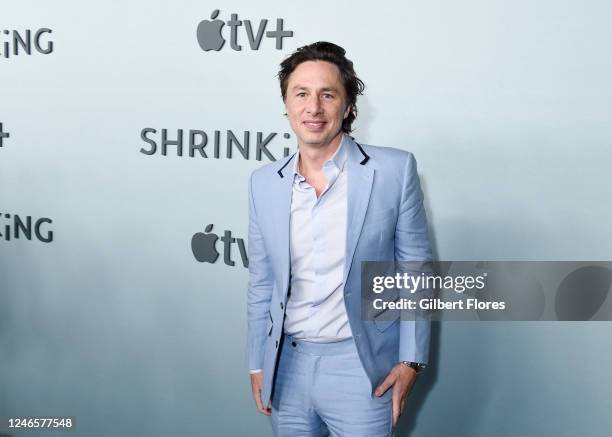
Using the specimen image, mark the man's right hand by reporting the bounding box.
[250,372,272,416]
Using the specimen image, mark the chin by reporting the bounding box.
[299,131,326,144]
[306,137,333,148]
[300,129,341,145]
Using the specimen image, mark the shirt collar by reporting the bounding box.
[293,133,349,181]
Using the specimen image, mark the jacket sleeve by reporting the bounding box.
[245,173,274,371]
[394,153,433,364]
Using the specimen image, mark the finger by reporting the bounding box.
[392,395,401,427]
[259,401,271,416]
[254,393,265,413]
[375,374,395,396]
[257,397,272,416]
[264,401,273,417]
[252,385,266,414]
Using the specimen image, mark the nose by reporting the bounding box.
[305,94,322,116]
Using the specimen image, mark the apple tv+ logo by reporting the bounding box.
[197,9,293,51]
[192,224,248,268]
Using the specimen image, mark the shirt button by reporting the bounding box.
[291,341,297,347]
[280,302,284,310]
[275,340,279,348]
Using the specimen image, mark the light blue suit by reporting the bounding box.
[246,135,432,409]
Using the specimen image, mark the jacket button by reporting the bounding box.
[280,302,284,310]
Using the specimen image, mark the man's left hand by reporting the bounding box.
[374,363,417,427]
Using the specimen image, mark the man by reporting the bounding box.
[246,41,432,436]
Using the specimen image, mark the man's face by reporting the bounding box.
[284,60,351,149]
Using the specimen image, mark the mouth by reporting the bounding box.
[303,120,327,131]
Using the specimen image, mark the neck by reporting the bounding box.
[297,131,344,174]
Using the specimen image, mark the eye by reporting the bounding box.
[296,92,306,97]
[322,93,334,99]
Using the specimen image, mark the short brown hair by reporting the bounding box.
[278,41,365,133]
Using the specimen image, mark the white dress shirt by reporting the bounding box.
[283,135,352,342]
[249,136,353,372]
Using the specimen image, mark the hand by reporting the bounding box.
[250,371,272,416]
[374,363,417,427]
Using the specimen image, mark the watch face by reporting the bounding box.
[401,361,425,372]
[403,362,426,373]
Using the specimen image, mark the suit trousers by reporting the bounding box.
[271,334,393,437]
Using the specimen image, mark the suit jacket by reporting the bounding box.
[246,135,432,407]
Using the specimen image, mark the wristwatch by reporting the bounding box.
[400,361,427,374]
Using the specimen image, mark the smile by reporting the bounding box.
[303,121,327,130]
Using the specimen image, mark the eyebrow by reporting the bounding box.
[290,85,340,93]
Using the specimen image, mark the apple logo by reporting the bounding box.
[197,9,226,51]
[191,224,220,263]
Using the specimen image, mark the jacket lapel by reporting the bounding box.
[274,153,296,301]
[344,137,374,285]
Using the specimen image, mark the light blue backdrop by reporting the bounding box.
[1,1,611,436]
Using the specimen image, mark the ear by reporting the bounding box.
[343,104,352,119]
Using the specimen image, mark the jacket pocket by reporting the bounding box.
[374,309,400,332]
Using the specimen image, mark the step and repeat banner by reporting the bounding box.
[1,1,611,436]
